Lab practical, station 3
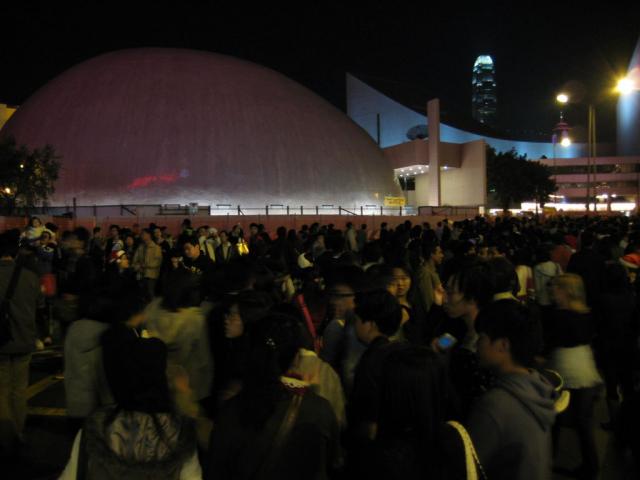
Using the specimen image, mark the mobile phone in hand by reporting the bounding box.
[437,333,458,351]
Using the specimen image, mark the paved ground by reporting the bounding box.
[4,345,639,479]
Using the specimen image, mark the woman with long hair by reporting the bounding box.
[207,313,340,480]
[207,290,272,407]
[377,263,425,344]
[59,334,201,479]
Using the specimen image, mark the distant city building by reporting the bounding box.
[471,55,497,127]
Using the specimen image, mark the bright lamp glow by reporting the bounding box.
[617,77,635,95]
[556,93,569,104]
[560,137,571,147]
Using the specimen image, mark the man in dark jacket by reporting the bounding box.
[0,232,44,454]
[349,289,403,441]
[183,236,215,302]
[567,230,605,307]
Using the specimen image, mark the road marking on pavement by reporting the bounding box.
[28,407,67,417]
[26,374,62,400]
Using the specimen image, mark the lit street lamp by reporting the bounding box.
[616,77,635,95]
[555,76,636,212]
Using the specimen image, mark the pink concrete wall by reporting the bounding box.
[0,214,471,237]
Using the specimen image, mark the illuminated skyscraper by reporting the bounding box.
[472,55,497,127]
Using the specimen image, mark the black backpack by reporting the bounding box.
[0,265,22,347]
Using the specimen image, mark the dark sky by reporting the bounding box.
[1,2,639,141]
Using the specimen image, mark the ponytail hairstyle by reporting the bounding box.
[238,313,303,428]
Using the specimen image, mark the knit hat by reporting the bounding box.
[620,253,640,270]
[110,250,127,264]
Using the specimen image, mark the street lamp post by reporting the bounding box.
[555,77,636,213]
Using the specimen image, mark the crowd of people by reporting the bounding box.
[1,213,639,479]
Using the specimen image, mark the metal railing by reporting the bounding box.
[417,206,481,217]
[9,204,426,217]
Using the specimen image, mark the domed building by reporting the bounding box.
[1,48,400,208]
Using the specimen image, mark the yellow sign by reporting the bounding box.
[384,196,406,207]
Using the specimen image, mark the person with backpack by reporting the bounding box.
[0,231,44,456]
[533,244,562,310]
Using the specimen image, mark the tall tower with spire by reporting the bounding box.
[472,55,497,127]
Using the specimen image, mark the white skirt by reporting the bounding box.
[549,345,603,389]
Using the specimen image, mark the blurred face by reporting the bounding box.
[476,333,506,370]
[550,283,569,307]
[184,243,199,259]
[353,314,377,345]
[198,227,207,238]
[327,284,356,319]
[32,218,41,228]
[250,226,258,236]
[125,236,135,247]
[119,254,130,269]
[443,276,469,319]
[478,246,489,258]
[391,268,412,298]
[110,227,119,239]
[170,256,181,269]
[224,304,244,338]
[220,232,229,243]
[431,246,444,266]
[141,231,152,244]
[153,228,163,241]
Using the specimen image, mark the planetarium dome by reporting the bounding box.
[1,48,400,207]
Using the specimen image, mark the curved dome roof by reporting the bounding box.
[2,48,400,207]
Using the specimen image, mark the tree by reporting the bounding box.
[0,135,61,215]
[526,160,557,211]
[486,146,556,213]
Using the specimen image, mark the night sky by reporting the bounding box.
[2,3,639,142]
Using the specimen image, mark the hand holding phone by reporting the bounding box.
[436,333,458,351]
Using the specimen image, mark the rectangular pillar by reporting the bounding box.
[427,99,441,206]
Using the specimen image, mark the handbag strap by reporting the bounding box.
[447,421,487,480]
[253,393,304,479]
[76,429,88,480]
[3,264,22,304]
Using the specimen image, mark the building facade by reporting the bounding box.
[347,72,639,212]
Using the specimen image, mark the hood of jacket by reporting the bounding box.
[494,370,557,431]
